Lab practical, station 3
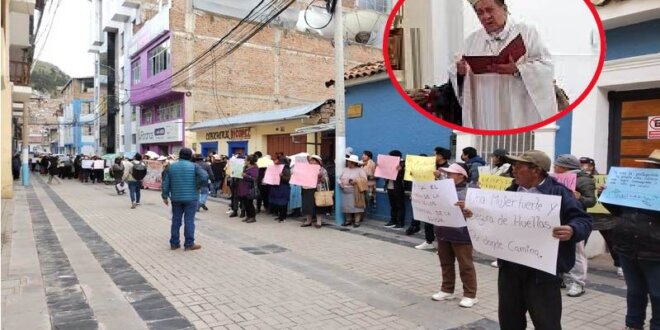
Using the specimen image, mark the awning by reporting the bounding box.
[188,101,327,132]
[291,119,336,136]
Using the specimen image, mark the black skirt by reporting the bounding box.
[301,188,332,216]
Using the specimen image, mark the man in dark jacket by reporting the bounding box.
[464,150,592,330]
[162,148,208,251]
[602,149,660,330]
[210,155,225,197]
[194,154,214,211]
[383,150,407,229]
[461,147,486,184]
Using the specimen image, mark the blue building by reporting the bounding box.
[58,78,97,155]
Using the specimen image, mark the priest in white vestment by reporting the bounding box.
[449,0,557,130]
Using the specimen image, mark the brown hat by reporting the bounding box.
[634,149,660,165]
[507,150,551,172]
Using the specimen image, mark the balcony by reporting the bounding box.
[111,1,134,23]
[120,0,140,9]
[10,60,30,86]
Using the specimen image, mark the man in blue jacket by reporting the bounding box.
[463,150,592,329]
[500,150,592,329]
[162,148,209,251]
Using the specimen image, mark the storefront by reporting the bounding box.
[189,101,335,158]
[137,118,184,156]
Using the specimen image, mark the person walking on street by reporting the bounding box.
[112,157,126,195]
[12,154,21,180]
[602,150,660,330]
[47,156,61,184]
[210,155,225,197]
[162,148,208,251]
[123,153,147,209]
[194,154,214,211]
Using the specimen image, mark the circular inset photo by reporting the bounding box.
[383,0,605,134]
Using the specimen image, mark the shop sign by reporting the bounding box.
[648,116,660,140]
[137,119,183,144]
[205,127,252,141]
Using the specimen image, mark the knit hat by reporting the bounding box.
[554,154,581,170]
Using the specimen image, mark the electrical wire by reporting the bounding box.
[303,0,334,30]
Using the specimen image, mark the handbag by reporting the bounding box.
[314,181,334,207]
[247,179,260,200]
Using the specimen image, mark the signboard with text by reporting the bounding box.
[137,119,183,144]
[649,116,660,140]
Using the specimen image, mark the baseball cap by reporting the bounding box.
[507,150,551,172]
[579,157,595,165]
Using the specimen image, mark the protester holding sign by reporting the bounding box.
[338,155,368,227]
[300,156,330,229]
[383,150,407,229]
[601,150,660,330]
[553,154,596,298]
[463,150,592,329]
[269,157,291,222]
[430,164,479,308]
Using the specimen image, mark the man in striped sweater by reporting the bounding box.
[162,148,209,251]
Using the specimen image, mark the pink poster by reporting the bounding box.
[290,163,320,188]
[551,172,577,191]
[263,165,284,186]
[375,154,400,180]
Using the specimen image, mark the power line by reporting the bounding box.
[32,0,62,69]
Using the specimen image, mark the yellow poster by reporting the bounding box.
[478,174,514,191]
[588,174,610,214]
[404,155,436,182]
[257,157,274,168]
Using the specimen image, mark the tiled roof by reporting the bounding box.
[325,61,387,87]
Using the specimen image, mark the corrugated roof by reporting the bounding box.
[325,61,387,87]
[188,101,327,131]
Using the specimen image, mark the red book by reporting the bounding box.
[462,34,527,74]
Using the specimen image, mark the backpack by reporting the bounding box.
[132,161,147,181]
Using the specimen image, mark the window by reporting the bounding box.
[131,106,138,121]
[476,132,535,165]
[120,32,124,51]
[83,125,93,136]
[119,66,124,83]
[131,60,141,85]
[81,102,94,115]
[156,102,181,122]
[132,134,136,144]
[121,135,125,145]
[356,0,391,13]
[148,39,170,76]
[141,108,153,125]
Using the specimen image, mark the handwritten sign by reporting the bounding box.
[143,160,163,190]
[411,180,467,228]
[599,167,660,211]
[404,155,436,182]
[588,175,610,214]
[290,163,320,188]
[478,174,514,191]
[263,165,284,186]
[81,160,93,169]
[92,160,105,169]
[229,159,245,179]
[550,172,577,191]
[374,154,400,180]
[257,157,274,168]
[465,189,561,274]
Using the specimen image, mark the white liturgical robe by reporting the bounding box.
[449,18,557,130]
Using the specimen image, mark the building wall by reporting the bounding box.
[605,19,660,61]
[346,78,453,220]
[1,0,12,198]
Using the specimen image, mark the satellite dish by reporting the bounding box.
[296,7,386,46]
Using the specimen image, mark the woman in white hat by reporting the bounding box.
[431,163,479,308]
[300,155,330,228]
[338,154,368,227]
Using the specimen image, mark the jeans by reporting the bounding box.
[170,200,197,248]
[211,180,220,196]
[619,254,660,329]
[199,185,209,205]
[498,263,562,330]
[128,181,141,203]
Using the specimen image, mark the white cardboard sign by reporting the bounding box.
[411,180,467,228]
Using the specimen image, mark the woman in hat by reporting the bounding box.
[338,154,368,227]
[432,163,479,308]
[301,155,330,228]
[601,149,660,330]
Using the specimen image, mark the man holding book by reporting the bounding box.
[449,0,557,130]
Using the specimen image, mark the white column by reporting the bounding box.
[570,87,610,173]
[533,124,559,161]
[429,0,464,85]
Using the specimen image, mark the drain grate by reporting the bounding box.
[240,244,288,255]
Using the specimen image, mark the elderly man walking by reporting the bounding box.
[162,148,208,251]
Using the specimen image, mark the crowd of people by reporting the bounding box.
[23,145,659,330]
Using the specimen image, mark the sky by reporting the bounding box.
[34,0,95,78]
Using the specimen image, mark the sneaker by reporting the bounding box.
[393,225,404,229]
[490,260,499,268]
[415,242,435,250]
[229,212,238,218]
[131,203,136,209]
[567,283,585,297]
[384,221,396,228]
[459,297,478,308]
[225,210,234,214]
[431,291,455,301]
[245,217,256,223]
[201,204,208,211]
[184,244,201,251]
[617,267,624,278]
[405,227,420,236]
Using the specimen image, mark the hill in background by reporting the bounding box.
[31,60,70,97]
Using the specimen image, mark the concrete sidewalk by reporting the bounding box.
[1,177,640,329]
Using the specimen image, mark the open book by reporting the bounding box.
[463,34,527,74]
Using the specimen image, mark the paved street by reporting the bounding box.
[1,175,640,330]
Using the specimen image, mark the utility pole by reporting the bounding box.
[21,100,31,186]
[333,1,345,225]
